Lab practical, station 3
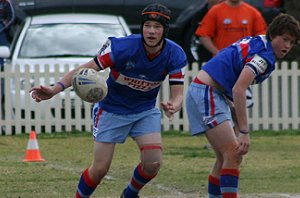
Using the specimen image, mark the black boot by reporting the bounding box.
[120,189,140,198]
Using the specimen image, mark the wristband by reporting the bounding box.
[57,82,65,91]
[239,130,249,134]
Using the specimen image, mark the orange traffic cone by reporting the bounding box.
[23,131,45,162]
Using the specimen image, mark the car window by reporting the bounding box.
[19,23,126,58]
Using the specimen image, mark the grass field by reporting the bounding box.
[0,130,300,198]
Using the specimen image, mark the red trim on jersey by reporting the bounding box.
[169,72,183,79]
[111,69,120,80]
[240,43,249,59]
[245,57,252,64]
[99,53,113,69]
[147,49,162,60]
[193,77,207,85]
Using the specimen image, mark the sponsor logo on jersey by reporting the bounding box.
[125,60,136,70]
[241,19,248,25]
[224,18,231,24]
[115,73,161,91]
[249,54,267,74]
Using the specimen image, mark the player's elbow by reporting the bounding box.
[232,85,246,99]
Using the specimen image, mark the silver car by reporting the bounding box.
[0,13,131,119]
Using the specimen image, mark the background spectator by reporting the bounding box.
[195,0,267,57]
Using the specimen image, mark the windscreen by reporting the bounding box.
[19,23,126,58]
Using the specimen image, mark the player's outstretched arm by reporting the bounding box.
[30,85,56,102]
[29,59,100,102]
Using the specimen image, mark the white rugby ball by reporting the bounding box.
[72,68,108,103]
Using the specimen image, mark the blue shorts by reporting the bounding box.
[186,82,233,136]
[92,107,161,143]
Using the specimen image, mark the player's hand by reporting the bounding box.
[236,133,250,155]
[160,101,175,121]
[29,85,56,102]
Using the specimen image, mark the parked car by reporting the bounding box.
[12,0,283,63]
[0,13,131,119]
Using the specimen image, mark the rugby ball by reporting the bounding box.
[72,68,107,103]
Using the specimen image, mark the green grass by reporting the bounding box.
[0,130,300,197]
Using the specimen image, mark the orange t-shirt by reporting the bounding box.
[195,2,267,50]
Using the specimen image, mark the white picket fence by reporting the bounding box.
[1,61,300,135]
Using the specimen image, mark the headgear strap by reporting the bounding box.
[142,11,171,20]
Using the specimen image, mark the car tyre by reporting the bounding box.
[182,24,212,67]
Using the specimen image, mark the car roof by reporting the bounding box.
[30,13,122,25]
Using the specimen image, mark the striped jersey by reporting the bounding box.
[202,35,276,100]
[94,34,187,114]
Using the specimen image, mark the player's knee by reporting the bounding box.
[90,165,109,180]
[143,161,162,176]
[214,158,223,170]
[224,153,241,168]
[222,141,242,167]
[140,144,163,175]
[228,149,242,164]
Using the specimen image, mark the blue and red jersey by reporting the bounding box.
[94,34,187,114]
[202,35,276,100]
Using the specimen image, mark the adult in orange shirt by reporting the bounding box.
[195,0,267,56]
